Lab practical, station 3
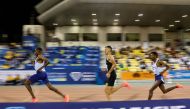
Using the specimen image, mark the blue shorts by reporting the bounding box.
[29,71,49,84]
[155,74,165,84]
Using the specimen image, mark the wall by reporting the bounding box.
[183,33,190,42]
[46,26,178,48]
[23,25,45,48]
[165,32,190,47]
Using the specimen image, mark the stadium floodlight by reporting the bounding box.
[174,20,180,23]
[92,13,96,16]
[138,13,144,17]
[182,15,188,18]
[114,19,119,22]
[115,13,120,16]
[134,19,140,22]
[155,20,160,22]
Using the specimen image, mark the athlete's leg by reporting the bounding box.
[24,79,36,99]
[109,85,123,94]
[148,80,162,100]
[104,85,112,101]
[159,84,177,94]
[46,82,65,98]
[46,82,69,102]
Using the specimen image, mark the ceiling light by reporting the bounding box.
[134,19,140,22]
[185,29,190,31]
[174,20,180,23]
[93,23,98,25]
[73,23,78,25]
[53,23,58,26]
[71,19,77,22]
[138,13,144,17]
[92,19,98,22]
[155,20,160,22]
[115,13,120,16]
[182,15,188,18]
[169,24,174,27]
[92,13,96,16]
[113,22,118,25]
[114,19,119,22]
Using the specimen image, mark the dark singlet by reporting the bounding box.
[106,58,117,86]
[106,59,116,76]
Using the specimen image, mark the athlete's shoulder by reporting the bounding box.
[157,59,164,64]
[37,55,46,59]
[157,60,167,67]
[108,54,114,58]
[107,55,114,60]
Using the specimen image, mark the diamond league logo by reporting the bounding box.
[70,72,82,81]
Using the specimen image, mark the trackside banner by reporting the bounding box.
[169,70,190,79]
[1,99,190,109]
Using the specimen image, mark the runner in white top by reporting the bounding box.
[24,47,69,102]
[148,52,183,100]
[34,57,45,72]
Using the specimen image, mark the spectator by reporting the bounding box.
[5,74,21,85]
[4,51,19,69]
[139,61,147,69]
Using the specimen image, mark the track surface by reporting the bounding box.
[0,82,189,102]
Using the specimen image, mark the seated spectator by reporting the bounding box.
[4,52,19,69]
[139,61,147,69]
[5,74,21,85]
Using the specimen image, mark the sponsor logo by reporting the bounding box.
[70,72,82,81]
[81,78,96,81]
[5,106,26,109]
[169,71,190,78]
[120,105,186,109]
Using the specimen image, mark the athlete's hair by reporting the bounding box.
[105,46,112,51]
[151,52,158,57]
[36,47,43,52]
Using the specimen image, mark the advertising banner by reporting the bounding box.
[1,99,189,109]
[169,70,190,79]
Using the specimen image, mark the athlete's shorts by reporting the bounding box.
[106,72,117,86]
[155,74,165,84]
[29,71,49,84]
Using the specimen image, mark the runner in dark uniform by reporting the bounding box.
[104,46,131,101]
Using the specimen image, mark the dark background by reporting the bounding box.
[0,0,42,43]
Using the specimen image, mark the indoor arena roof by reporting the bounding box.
[36,0,190,31]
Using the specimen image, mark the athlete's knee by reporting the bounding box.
[106,91,111,95]
[104,88,107,93]
[48,86,57,91]
[161,90,167,94]
[104,88,108,94]
[48,86,54,90]
[160,87,167,94]
[149,89,154,93]
[104,88,110,95]
[24,80,30,85]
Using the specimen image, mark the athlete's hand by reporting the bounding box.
[37,67,43,72]
[37,69,42,72]
[101,68,107,72]
[149,70,153,74]
[106,73,111,78]
[31,60,35,66]
[160,71,165,75]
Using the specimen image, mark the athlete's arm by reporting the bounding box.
[107,55,116,74]
[37,55,49,72]
[149,70,154,74]
[147,48,155,55]
[31,60,35,66]
[158,61,170,75]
